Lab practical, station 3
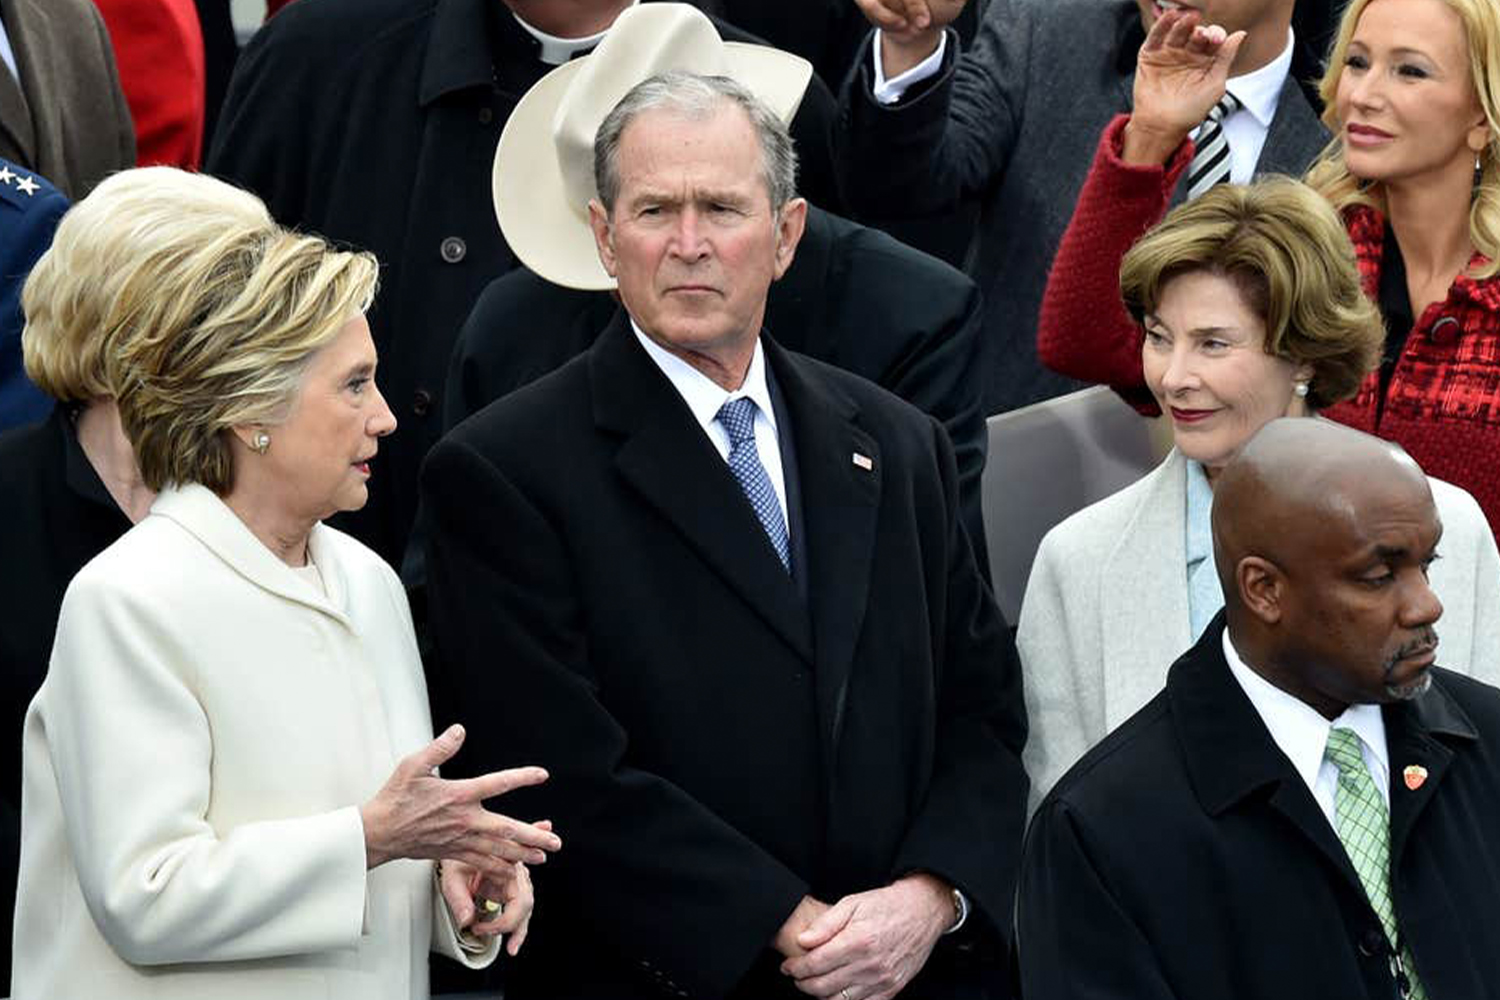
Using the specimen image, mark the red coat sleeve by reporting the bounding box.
[1035,115,1194,416]
[92,0,206,170]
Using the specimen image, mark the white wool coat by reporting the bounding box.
[13,484,494,999]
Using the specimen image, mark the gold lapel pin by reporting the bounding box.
[852,453,873,471]
[1403,765,1428,791]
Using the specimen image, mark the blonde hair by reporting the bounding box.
[21,168,272,401]
[1305,0,1500,278]
[116,207,377,493]
[23,167,380,493]
[1119,177,1384,410]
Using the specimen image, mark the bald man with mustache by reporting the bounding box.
[1018,418,1500,1000]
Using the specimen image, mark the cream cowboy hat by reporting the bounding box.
[491,3,813,291]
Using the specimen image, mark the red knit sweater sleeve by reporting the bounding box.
[1035,114,1194,415]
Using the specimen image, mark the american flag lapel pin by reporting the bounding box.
[1403,765,1428,791]
[852,452,873,471]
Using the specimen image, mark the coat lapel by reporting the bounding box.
[1172,619,1368,897]
[149,484,355,629]
[766,340,880,748]
[591,318,814,664]
[0,0,38,162]
[1100,452,1193,729]
[1255,74,1332,178]
[1385,680,1477,865]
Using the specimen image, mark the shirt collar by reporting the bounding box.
[630,318,777,435]
[511,1,639,66]
[1227,27,1295,128]
[1222,628,1389,794]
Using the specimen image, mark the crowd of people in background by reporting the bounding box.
[2,0,1500,997]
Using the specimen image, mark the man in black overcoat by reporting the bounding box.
[1020,418,1500,999]
[206,0,844,567]
[422,69,1027,999]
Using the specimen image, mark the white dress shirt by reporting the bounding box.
[1205,28,1294,184]
[872,25,1295,184]
[1223,629,1392,828]
[632,321,790,539]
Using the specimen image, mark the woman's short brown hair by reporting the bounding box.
[33,167,380,493]
[1118,176,1383,410]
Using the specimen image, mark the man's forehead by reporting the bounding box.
[1313,481,1442,562]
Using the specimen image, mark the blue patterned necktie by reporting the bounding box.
[716,397,790,572]
[1186,92,1242,200]
[1324,727,1426,999]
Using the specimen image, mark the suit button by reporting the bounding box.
[1359,928,1386,957]
[478,107,494,124]
[439,236,467,263]
[412,388,433,417]
[1430,316,1460,345]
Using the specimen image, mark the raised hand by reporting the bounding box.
[360,724,561,880]
[853,0,969,36]
[854,0,970,78]
[1125,8,1246,165]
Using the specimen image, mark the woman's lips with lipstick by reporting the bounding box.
[1169,407,1217,423]
[1346,123,1394,147]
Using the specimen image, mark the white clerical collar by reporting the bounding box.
[1222,627,1389,796]
[630,318,777,436]
[1227,27,1295,129]
[512,1,640,65]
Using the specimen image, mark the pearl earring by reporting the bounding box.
[1294,381,1310,399]
[252,431,271,454]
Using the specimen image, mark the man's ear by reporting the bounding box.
[588,199,619,278]
[1237,555,1284,625]
[771,197,807,280]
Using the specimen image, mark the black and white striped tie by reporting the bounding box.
[1186,93,1242,200]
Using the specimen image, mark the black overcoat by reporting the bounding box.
[1019,615,1500,999]
[421,316,1028,998]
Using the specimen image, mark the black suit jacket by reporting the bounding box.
[0,408,131,986]
[421,316,1027,999]
[1019,614,1500,999]
[207,0,843,568]
[442,205,990,579]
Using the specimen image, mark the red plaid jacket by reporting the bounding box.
[1038,115,1500,533]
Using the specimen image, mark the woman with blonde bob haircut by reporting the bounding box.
[12,168,559,1000]
[0,169,273,982]
[1037,0,1500,532]
[1018,177,1500,812]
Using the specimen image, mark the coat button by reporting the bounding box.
[439,236,466,264]
[412,388,433,417]
[1430,316,1460,345]
[1358,928,1386,957]
[478,107,493,124]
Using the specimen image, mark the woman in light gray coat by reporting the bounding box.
[1019,177,1500,813]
